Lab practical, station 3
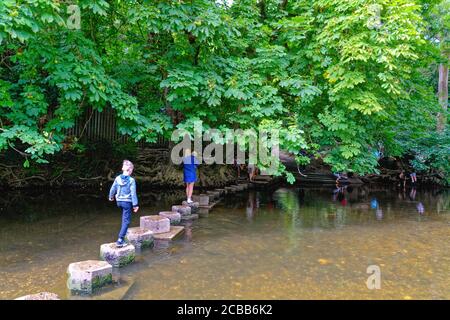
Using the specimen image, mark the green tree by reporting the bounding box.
[0,0,448,184]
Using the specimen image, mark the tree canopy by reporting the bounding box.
[0,0,448,183]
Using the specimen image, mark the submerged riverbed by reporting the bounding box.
[0,185,449,300]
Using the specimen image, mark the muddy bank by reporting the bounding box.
[1,147,447,190]
[280,151,448,187]
[0,147,238,190]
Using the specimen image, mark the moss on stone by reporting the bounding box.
[141,239,154,249]
[118,254,135,267]
[92,273,113,291]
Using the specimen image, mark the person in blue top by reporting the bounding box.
[183,149,199,203]
[108,160,139,247]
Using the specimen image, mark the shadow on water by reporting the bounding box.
[0,185,449,299]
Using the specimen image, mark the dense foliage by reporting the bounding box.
[0,0,448,183]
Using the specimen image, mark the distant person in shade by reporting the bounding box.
[248,163,257,181]
[183,149,199,203]
[410,171,417,184]
[398,170,406,189]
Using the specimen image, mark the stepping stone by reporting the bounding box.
[67,260,113,294]
[238,183,248,190]
[225,186,235,193]
[254,175,272,181]
[198,201,218,209]
[140,215,170,234]
[100,243,135,268]
[215,188,225,195]
[171,204,191,215]
[181,213,199,221]
[15,292,60,300]
[153,226,185,241]
[197,194,210,206]
[159,211,181,225]
[206,191,220,200]
[181,201,199,209]
[197,208,210,217]
[126,227,154,249]
[153,240,171,250]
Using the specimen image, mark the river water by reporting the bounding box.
[0,185,448,299]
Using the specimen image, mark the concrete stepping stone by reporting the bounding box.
[159,211,181,225]
[126,227,154,249]
[238,183,248,189]
[140,215,170,234]
[206,191,220,200]
[198,208,210,217]
[67,260,113,294]
[100,243,136,268]
[214,188,225,195]
[171,204,191,215]
[181,201,199,209]
[254,175,272,181]
[225,186,235,193]
[15,292,60,300]
[153,226,185,242]
[181,213,199,221]
[197,194,210,206]
[199,201,218,209]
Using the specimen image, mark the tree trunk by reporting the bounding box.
[437,52,449,132]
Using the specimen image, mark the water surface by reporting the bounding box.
[0,185,448,299]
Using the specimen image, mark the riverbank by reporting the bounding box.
[1,146,447,189]
[0,147,238,189]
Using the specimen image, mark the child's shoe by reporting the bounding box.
[116,238,126,248]
[187,198,193,204]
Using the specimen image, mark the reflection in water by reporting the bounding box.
[0,186,449,299]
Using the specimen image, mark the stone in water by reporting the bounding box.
[198,194,210,206]
[171,205,191,215]
[140,215,170,234]
[181,213,199,221]
[182,201,199,209]
[206,191,220,200]
[15,292,60,300]
[198,208,210,217]
[126,227,154,249]
[153,226,185,241]
[225,186,235,193]
[67,260,113,294]
[159,211,181,225]
[214,188,225,195]
[100,243,135,267]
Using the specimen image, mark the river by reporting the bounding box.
[0,185,448,299]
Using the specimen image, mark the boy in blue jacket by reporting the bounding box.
[109,160,139,247]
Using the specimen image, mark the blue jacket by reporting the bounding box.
[109,174,138,207]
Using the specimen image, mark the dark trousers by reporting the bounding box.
[117,201,133,240]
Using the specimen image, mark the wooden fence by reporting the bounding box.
[64,107,169,148]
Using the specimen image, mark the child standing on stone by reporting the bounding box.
[109,160,139,247]
[183,149,199,203]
